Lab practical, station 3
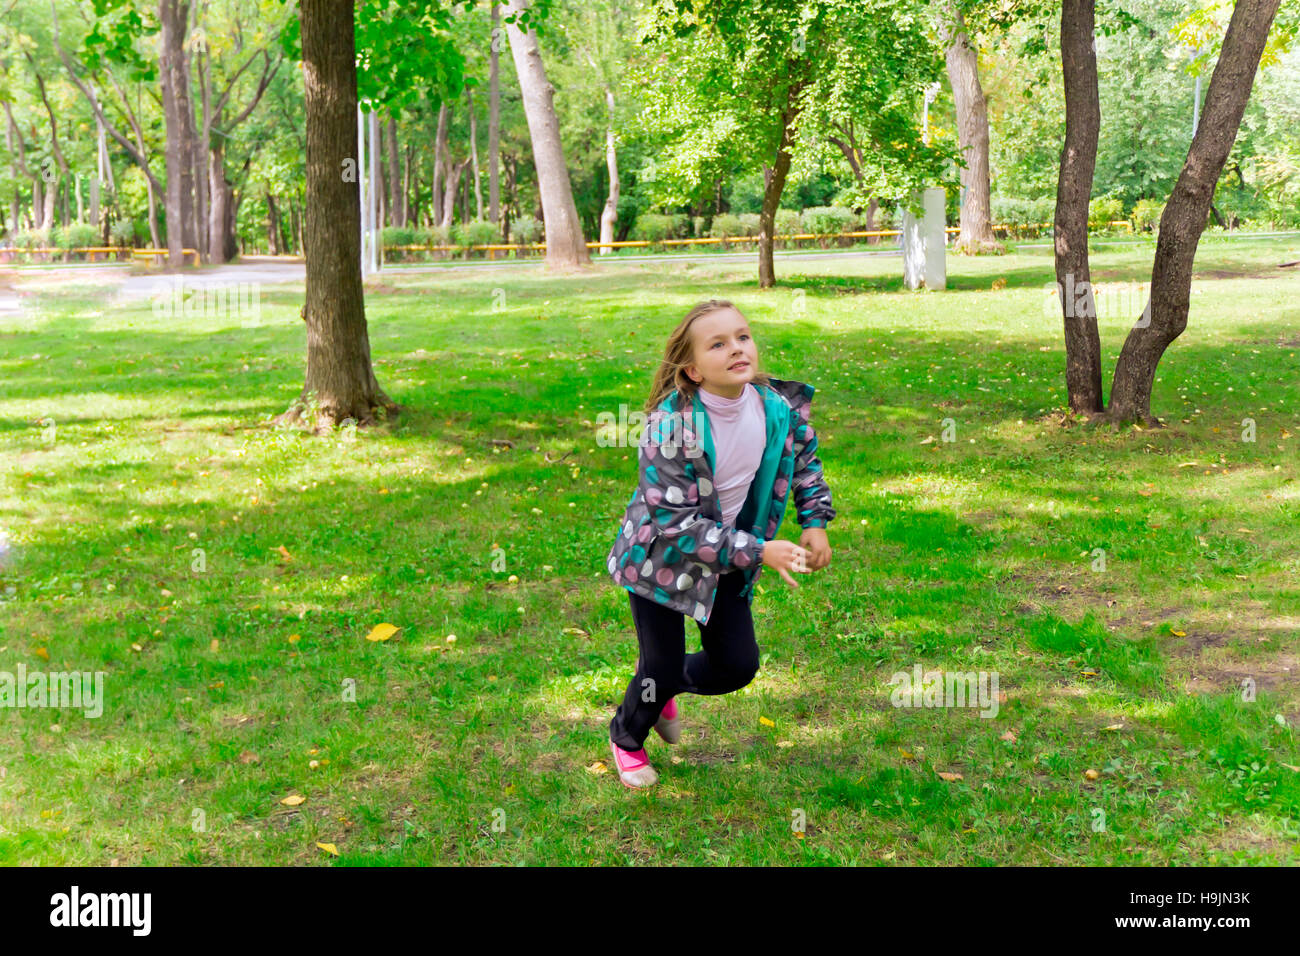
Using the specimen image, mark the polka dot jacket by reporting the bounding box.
[606,377,835,624]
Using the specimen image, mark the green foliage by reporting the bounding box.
[708,213,743,239]
[59,224,101,249]
[110,219,139,247]
[465,220,499,246]
[737,213,761,236]
[990,196,1053,235]
[511,216,542,244]
[801,205,857,235]
[1131,198,1164,232]
[774,208,803,236]
[1088,195,1125,230]
[382,225,419,247]
[13,229,51,250]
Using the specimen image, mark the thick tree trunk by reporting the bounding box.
[489,2,501,228]
[1107,0,1282,425]
[279,0,397,433]
[941,5,1002,254]
[503,0,590,269]
[598,87,618,254]
[1054,0,1104,416]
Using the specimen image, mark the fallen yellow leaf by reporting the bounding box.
[937,771,963,782]
[315,842,339,856]
[280,794,306,806]
[288,633,301,644]
[585,761,608,775]
[278,545,293,562]
[759,716,775,728]
[1103,724,1124,731]
[1085,769,1100,780]
[34,647,50,661]
[899,748,916,759]
[365,623,399,642]
[1171,629,1186,637]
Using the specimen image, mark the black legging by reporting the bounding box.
[609,569,761,751]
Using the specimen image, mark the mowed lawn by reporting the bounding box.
[1,236,1298,865]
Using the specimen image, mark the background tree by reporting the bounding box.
[502,0,590,269]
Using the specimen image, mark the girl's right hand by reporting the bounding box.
[760,539,812,588]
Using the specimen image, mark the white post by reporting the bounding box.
[901,187,946,291]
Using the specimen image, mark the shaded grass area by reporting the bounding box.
[1,237,1298,865]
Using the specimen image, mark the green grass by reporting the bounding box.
[1,235,1298,865]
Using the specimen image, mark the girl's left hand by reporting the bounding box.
[799,527,831,571]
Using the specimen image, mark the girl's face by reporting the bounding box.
[684,307,758,398]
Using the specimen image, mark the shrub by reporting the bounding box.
[708,213,743,239]
[775,208,802,235]
[802,205,856,235]
[14,229,50,251]
[632,213,675,245]
[1131,198,1163,232]
[692,215,706,238]
[110,219,137,247]
[511,216,542,244]
[1088,195,1124,231]
[465,219,499,247]
[382,225,417,248]
[63,224,100,254]
[801,205,857,247]
[738,213,762,237]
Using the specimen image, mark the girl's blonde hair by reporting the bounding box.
[643,299,771,414]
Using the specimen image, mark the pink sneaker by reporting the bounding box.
[609,738,658,788]
[654,696,681,744]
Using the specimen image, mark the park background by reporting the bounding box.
[1,0,1298,864]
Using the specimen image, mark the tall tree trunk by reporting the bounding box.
[266,190,282,254]
[440,158,470,230]
[196,44,212,262]
[503,0,590,270]
[279,0,397,432]
[433,103,448,228]
[598,87,618,254]
[468,89,483,220]
[387,114,403,228]
[757,81,803,289]
[1107,0,1282,425]
[1055,0,1104,415]
[209,139,232,263]
[159,0,194,266]
[489,2,501,228]
[941,5,1002,254]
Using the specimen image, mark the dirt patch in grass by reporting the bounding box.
[1180,653,1298,695]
